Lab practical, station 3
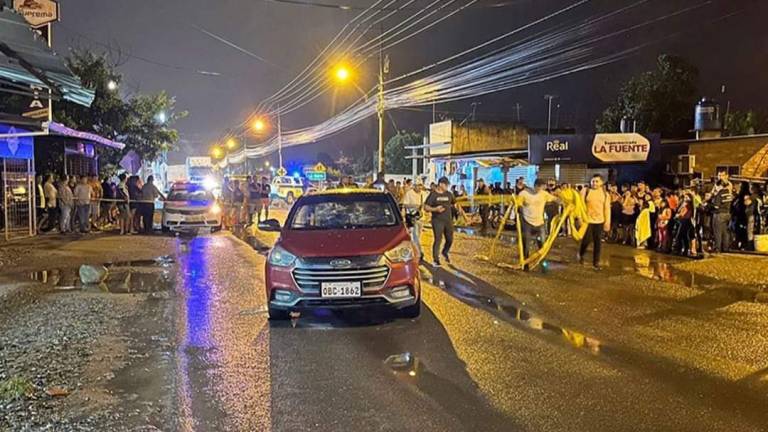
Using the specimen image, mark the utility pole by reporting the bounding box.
[376,52,387,177]
[544,95,557,134]
[277,105,283,170]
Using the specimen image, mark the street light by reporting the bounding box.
[252,118,266,133]
[334,65,351,83]
[226,138,237,150]
[331,62,386,176]
[265,161,270,167]
[211,146,224,159]
[106,80,118,91]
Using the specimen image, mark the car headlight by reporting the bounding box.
[210,203,222,215]
[385,241,415,263]
[268,245,297,267]
[203,176,218,191]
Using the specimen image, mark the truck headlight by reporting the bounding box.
[385,241,415,263]
[210,203,222,215]
[268,245,297,267]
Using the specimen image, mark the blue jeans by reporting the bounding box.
[76,204,90,232]
[59,204,72,232]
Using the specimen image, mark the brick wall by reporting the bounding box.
[686,137,768,178]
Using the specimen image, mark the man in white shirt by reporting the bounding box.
[73,177,93,233]
[402,179,429,261]
[578,174,611,270]
[43,175,58,232]
[518,178,559,268]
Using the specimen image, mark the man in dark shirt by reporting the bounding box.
[710,170,734,252]
[424,176,456,266]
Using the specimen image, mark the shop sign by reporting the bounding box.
[592,133,650,163]
[528,134,593,164]
[13,0,59,28]
[0,124,35,159]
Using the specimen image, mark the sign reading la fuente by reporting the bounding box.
[13,0,59,28]
[591,133,650,163]
[529,133,656,165]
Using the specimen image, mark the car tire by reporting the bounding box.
[286,192,295,205]
[161,224,170,233]
[400,298,421,319]
[268,307,290,320]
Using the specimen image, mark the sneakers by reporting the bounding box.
[433,259,442,267]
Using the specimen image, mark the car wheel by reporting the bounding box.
[268,307,290,320]
[286,192,295,205]
[400,298,421,319]
[161,224,170,233]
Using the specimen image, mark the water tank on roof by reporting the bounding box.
[694,98,721,131]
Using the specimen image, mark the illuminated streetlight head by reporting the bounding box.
[334,66,351,82]
[252,118,266,132]
[106,80,118,91]
[226,138,237,150]
[211,146,223,159]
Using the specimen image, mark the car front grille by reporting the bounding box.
[292,265,390,294]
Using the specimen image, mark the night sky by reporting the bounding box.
[52,0,767,165]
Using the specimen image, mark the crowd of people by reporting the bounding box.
[220,176,272,228]
[377,169,767,269]
[35,173,164,236]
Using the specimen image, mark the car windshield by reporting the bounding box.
[288,194,399,230]
[168,189,213,202]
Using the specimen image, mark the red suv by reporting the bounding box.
[260,189,421,320]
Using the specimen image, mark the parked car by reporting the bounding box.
[162,182,222,232]
[261,189,421,320]
[271,176,304,204]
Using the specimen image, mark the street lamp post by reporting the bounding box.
[544,95,558,135]
[277,105,283,172]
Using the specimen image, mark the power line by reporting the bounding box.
[261,0,526,10]
[58,24,225,78]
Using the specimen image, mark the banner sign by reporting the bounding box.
[13,0,59,28]
[529,133,655,165]
[528,135,594,164]
[0,124,35,160]
[591,133,650,163]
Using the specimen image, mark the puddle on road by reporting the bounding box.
[428,266,601,354]
[27,256,176,294]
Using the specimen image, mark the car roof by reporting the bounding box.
[306,188,384,196]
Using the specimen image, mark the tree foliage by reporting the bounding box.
[724,110,768,136]
[53,50,186,172]
[596,55,698,138]
[381,131,422,174]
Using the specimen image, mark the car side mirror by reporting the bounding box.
[258,219,281,232]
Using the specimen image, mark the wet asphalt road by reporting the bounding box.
[166,233,768,432]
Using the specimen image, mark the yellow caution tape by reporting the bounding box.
[455,189,589,270]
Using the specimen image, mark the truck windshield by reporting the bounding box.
[288,194,399,230]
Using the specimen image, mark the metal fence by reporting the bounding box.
[1,158,34,240]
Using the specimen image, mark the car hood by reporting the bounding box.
[279,226,408,258]
[164,200,212,210]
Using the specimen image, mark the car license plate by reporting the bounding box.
[321,281,361,298]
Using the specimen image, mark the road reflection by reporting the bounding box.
[174,235,271,432]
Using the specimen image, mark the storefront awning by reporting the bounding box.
[0,7,94,107]
[46,121,125,150]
